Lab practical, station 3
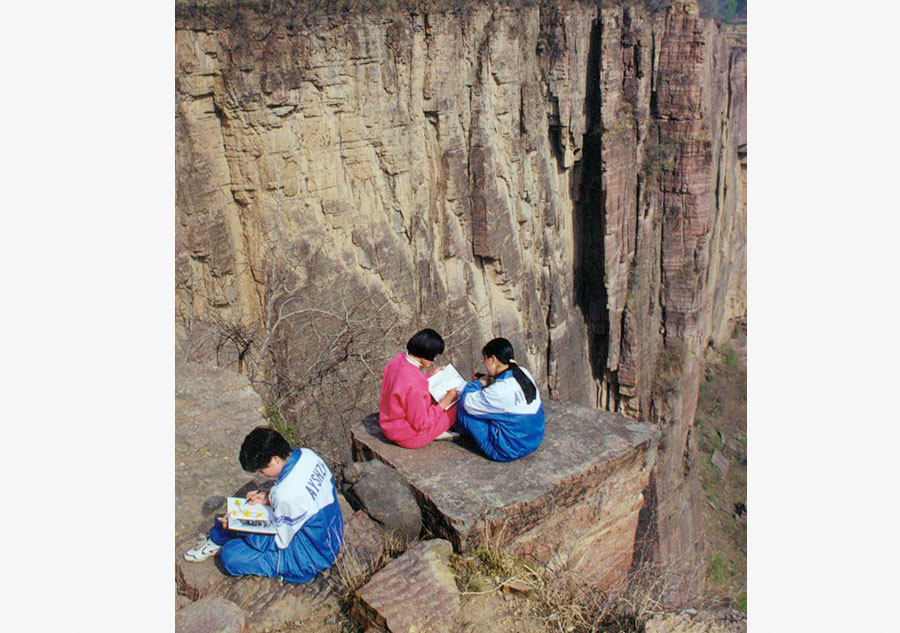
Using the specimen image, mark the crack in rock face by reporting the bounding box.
[175,1,746,600]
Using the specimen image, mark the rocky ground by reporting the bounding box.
[693,326,748,611]
[176,359,745,633]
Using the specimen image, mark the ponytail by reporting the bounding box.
[507,360,537,404]
[482,337,537,404]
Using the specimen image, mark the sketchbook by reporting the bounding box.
[226,496,277,534]
[427,364,467,408]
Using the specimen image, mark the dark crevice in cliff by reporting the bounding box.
[573,15,607,386]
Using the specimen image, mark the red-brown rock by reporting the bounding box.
[351,399,659,589]
[351,539,460,633]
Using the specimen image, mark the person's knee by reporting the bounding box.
[219,541,250,576]
[220,541,276,578]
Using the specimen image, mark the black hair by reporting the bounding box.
[481,337,537,404]
[406,328,445,361]
[239,427,292,472]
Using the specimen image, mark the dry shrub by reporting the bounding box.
[333,531,408,598]
[453,527,717,633]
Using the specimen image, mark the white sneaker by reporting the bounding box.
[184,536,222,562]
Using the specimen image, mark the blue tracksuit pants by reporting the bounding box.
[209,521,281,578]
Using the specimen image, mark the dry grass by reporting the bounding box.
[452,531,720,633]
[332,531,408,598]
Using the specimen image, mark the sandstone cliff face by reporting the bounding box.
[175,0,746,595]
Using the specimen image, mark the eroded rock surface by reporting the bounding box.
[343,459,422,545]
[352,400,659,589]
[352,539,460,633]
[644,608,747,633]
[175,0,746,591]
[176,596,247,633]
[176,360,268,544]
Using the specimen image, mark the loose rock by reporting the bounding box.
[711,449,729,473]
[175,596,247,633]
[352,539,460,633]
[644,607,747,633]
[342,459,421,546]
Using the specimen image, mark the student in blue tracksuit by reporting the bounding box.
[183,427,344,583]
[456,337,545,462]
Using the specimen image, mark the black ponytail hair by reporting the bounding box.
[481,337,537,404]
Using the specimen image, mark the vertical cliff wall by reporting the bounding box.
[175,0,746,596]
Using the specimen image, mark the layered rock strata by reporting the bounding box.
[351,539,461,633]
[176,0,746,592]
[351,400,660,589]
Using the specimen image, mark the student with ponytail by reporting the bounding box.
[456,337,545,462]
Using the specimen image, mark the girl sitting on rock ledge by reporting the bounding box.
[379,328,459,449]
[456,337,545,462]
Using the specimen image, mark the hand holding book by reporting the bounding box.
[427,364,467,409]
[438,388,459,410]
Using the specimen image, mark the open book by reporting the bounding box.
[226,496,277,534]
[427,364,467,408]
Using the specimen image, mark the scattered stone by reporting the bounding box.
[352,539,460,633]
[351,401,660,589]
[175,596,246,633]
[202,496,227,516]
[501,578,532,595]
[332,510,387,592]
[644,607,746,633]
[342,459,422,546]
[711,449,729,473]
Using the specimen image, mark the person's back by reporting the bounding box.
[261,446,344,582]
[457,338,545,462]
[378,329,458,449]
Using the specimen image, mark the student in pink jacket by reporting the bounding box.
[379,329,459,449]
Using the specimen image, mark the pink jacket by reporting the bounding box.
[379,353,456,449]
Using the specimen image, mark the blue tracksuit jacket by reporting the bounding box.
[210,448,344,583]
[457,367,545,462]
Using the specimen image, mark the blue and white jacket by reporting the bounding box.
[457,367,545,462]
[241,448,344,583]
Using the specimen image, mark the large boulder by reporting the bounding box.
[351,539,460,633]
[342,459,422,546]
[351,400,660,589]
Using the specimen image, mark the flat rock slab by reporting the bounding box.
[352,539,459,633]
[176,596,247,633]
[176,360,269,544]
[351,400,660,587]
